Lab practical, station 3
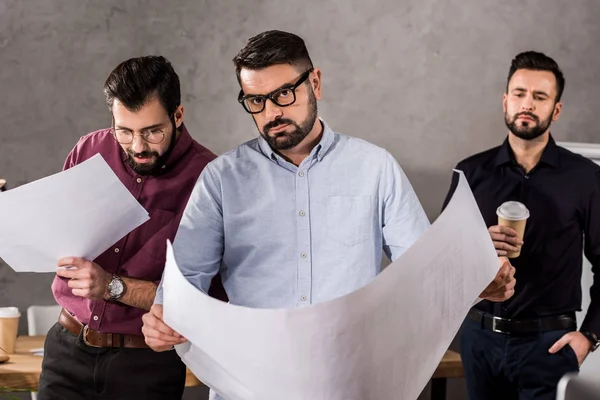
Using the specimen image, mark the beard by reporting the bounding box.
[260,88,318,151]
[504,110,553,141]
[124,119,177,176]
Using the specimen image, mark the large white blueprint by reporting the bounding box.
[0,154,149,272]
[163,170,498,400]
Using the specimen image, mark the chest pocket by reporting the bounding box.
[326,195,372,247]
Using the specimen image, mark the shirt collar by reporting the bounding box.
[163,122,193,170]
[258,118,335,163]
[495,134,561,169]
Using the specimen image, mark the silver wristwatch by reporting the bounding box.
[106,275,125,302]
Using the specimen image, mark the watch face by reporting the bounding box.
[109,278,124,297]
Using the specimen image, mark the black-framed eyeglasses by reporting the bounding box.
[237,69,313,114]
[111,115,173,144]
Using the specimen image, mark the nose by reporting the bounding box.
[264,99,283,121]
[520,95,535,112]
[130,134,147,154]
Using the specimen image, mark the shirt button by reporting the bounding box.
[114,248,120,253]
[300,295,307,301]
[300,252,307,259]
[93,315,99,321]
[161,165,166,169]
[136,177,142,183]
[298,171,304,177]
[299,211,306,217]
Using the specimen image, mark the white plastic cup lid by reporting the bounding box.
[0,307,21,318]
[497,201,530,221]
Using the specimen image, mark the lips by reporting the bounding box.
[268,124,290,134]
[517,114,535,122]
[133,156,153,164]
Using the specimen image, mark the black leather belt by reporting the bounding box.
[468,309,576,335]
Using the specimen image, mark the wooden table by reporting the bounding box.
[0,336,462,399]
[431,349,463,400]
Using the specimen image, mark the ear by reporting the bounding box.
[311,68,322,101]
[502,93,508,113]
[173,105,184,128]
[552,101,562,121]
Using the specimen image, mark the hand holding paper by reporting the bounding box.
[0,154,149,272]
[141,304,187,351]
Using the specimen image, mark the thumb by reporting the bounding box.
[152,304,164,319]
[549,335,569,354]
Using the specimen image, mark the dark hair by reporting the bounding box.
[507,51,565,102]
[103,55,181,115]
[232,30,314,84]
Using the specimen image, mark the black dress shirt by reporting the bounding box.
[443,135,600,336]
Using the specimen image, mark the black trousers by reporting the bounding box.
[38,322,186,400]
[460,316,580,400]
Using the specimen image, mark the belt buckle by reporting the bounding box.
[491,315,509,334]
[82,325,102,348]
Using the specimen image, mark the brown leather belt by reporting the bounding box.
[58,308,149,349]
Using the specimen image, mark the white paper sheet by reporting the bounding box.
[0,154,149,272]
[163,170,499,400]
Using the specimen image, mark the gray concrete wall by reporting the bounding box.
[1,1,599,399]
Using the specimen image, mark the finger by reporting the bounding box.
[494,263,510,283]
[549,335,570,353]
[145,338,185,352]
[484,279,516,297]
[67,279,91,289]
[152,304,163,319]
[492,241,521,252]
[144,333,187,347]
[57,267,89,280]
[496,249,508,256]
[143,310,184,339]
[57,257,87,268]
[142,327,186,344]
[485,288,515,302]
[490,232,523,245]
[71,288,91,298]
[142,324,187,345]
[56,268,78,279]
[496,266,516,287]
[489,225,519,237]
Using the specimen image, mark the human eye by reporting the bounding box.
[276,88,292,98]
[249,97,265,105]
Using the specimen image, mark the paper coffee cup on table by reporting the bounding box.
[496,201,529,258]
[0,307,21,354]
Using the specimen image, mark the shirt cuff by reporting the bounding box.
[153,283,164,305]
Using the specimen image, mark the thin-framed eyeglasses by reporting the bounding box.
[111,115,173,144]
[237,68,313,114]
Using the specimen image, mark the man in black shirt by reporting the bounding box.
[444,51,600,400]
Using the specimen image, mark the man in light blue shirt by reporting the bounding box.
[142,30,516,396]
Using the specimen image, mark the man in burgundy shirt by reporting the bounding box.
[37,55,226,400]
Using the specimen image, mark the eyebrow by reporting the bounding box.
[114,122,166,131]
[243,78,297,97]
[511,87,551,97]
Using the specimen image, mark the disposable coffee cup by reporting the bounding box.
[0,307,21,354]
[496,201,530,258]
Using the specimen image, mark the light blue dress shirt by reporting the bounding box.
[155,119,430,308]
